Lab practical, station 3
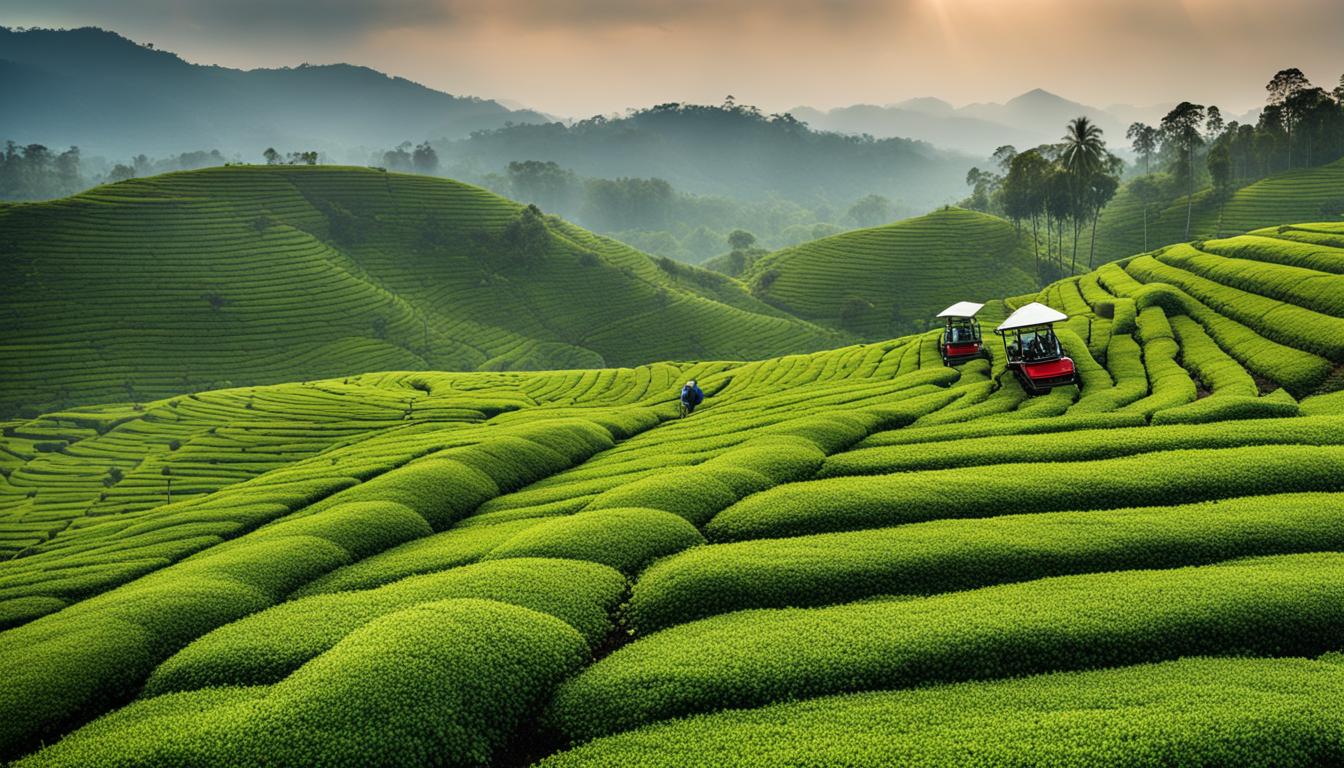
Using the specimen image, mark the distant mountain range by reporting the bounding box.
[0,26,549,158]
[438,104,976,209]
[791,89,1260,156]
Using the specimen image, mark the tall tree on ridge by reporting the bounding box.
[1087,153,1122,269]
[1060,116,1106,272]
[412,142,439,174]
[1128,175,1160,252]
[1161,102,1206,239]
[1126,123,1158,176]
[1003,149,1050,281]
[1205,106,1225,140]
[1266,68,1311,169]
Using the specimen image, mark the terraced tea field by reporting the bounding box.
[0,166,838,417]
[1091,156,1344,265]
[745,207,1039,336]
[2,220,1344,766]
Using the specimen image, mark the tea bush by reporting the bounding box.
[294,518,542,595]
[627,492,1344,632]
[708,444,1344,540]
[550,553,1344,740]
[147,558,623,693]
[240,501,431,560]
[0,536,350,757]
[586,472,738,527]
[484,508,704,574]
[819,416,1342,476]
[304,457,498,530]
[539,657,1344,767]
[21,599,589,768]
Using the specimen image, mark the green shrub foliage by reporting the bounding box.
[539,657,1344,767]
[627,492,1344,632]
[21,599,589,768]
[146,558,623,694]
[707,445,1344,540]
[484,508,704,574]
[550,553,1344,740]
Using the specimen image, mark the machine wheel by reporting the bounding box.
[1013,368,1042,396]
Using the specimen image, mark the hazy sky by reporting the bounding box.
[7,0,1343,116]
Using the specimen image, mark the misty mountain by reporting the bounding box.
[438,103,975,210]
[789,103,1040,157]
[791,89,1260,155]
[0,26,548,158]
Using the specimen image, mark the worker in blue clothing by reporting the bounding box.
[679,379,704,416]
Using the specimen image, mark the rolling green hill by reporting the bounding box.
[2,221,1343,766]
[1090,157,1344,265]
[743,207,1039,337]
[0,166,839,416]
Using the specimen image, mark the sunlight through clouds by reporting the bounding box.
[5,0,1342,115]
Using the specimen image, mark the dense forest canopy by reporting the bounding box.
[958,67,1344,280]
[436,101,972,210]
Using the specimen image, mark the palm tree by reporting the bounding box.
[1061,117,1107,175]
[1060,117,1106,272]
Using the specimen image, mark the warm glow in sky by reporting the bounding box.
[7,0,1343,116]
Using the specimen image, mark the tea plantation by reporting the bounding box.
[2,220,1344,766]
[0,166,839,417]
[1089,156,1344,266]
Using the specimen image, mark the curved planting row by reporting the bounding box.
[550,553,1344,740]
[626,492,1344,632]
[540,656,1344,767]
[706,444,1344,541]
[19,599,588,768]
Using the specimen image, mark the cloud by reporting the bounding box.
[6,0,452,40]
[8,0,914,38]
[448,0,911,29]
[7,0,1342,116]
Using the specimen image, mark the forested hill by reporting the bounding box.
[0,27,548,157]
[1089,157,1344,265]
[0,165,839,416]
[439,103,974,209]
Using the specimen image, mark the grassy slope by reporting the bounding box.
[2,222,1344,766]
[743,207,1038,337]
[0,166,838,416]
[1090,157,1344,265]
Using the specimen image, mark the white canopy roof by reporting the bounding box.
[936,301,985,319]
[996,302,1068,332]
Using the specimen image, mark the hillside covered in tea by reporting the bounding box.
[2,219,1343,766]
[0,166,839,416]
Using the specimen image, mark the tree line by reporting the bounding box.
[962,117,1122,282]
[0,143,83,200]
[1126,68,1344,245]
[1,143,233,200]
[965,67,1344,282]
[372,142,439,174]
